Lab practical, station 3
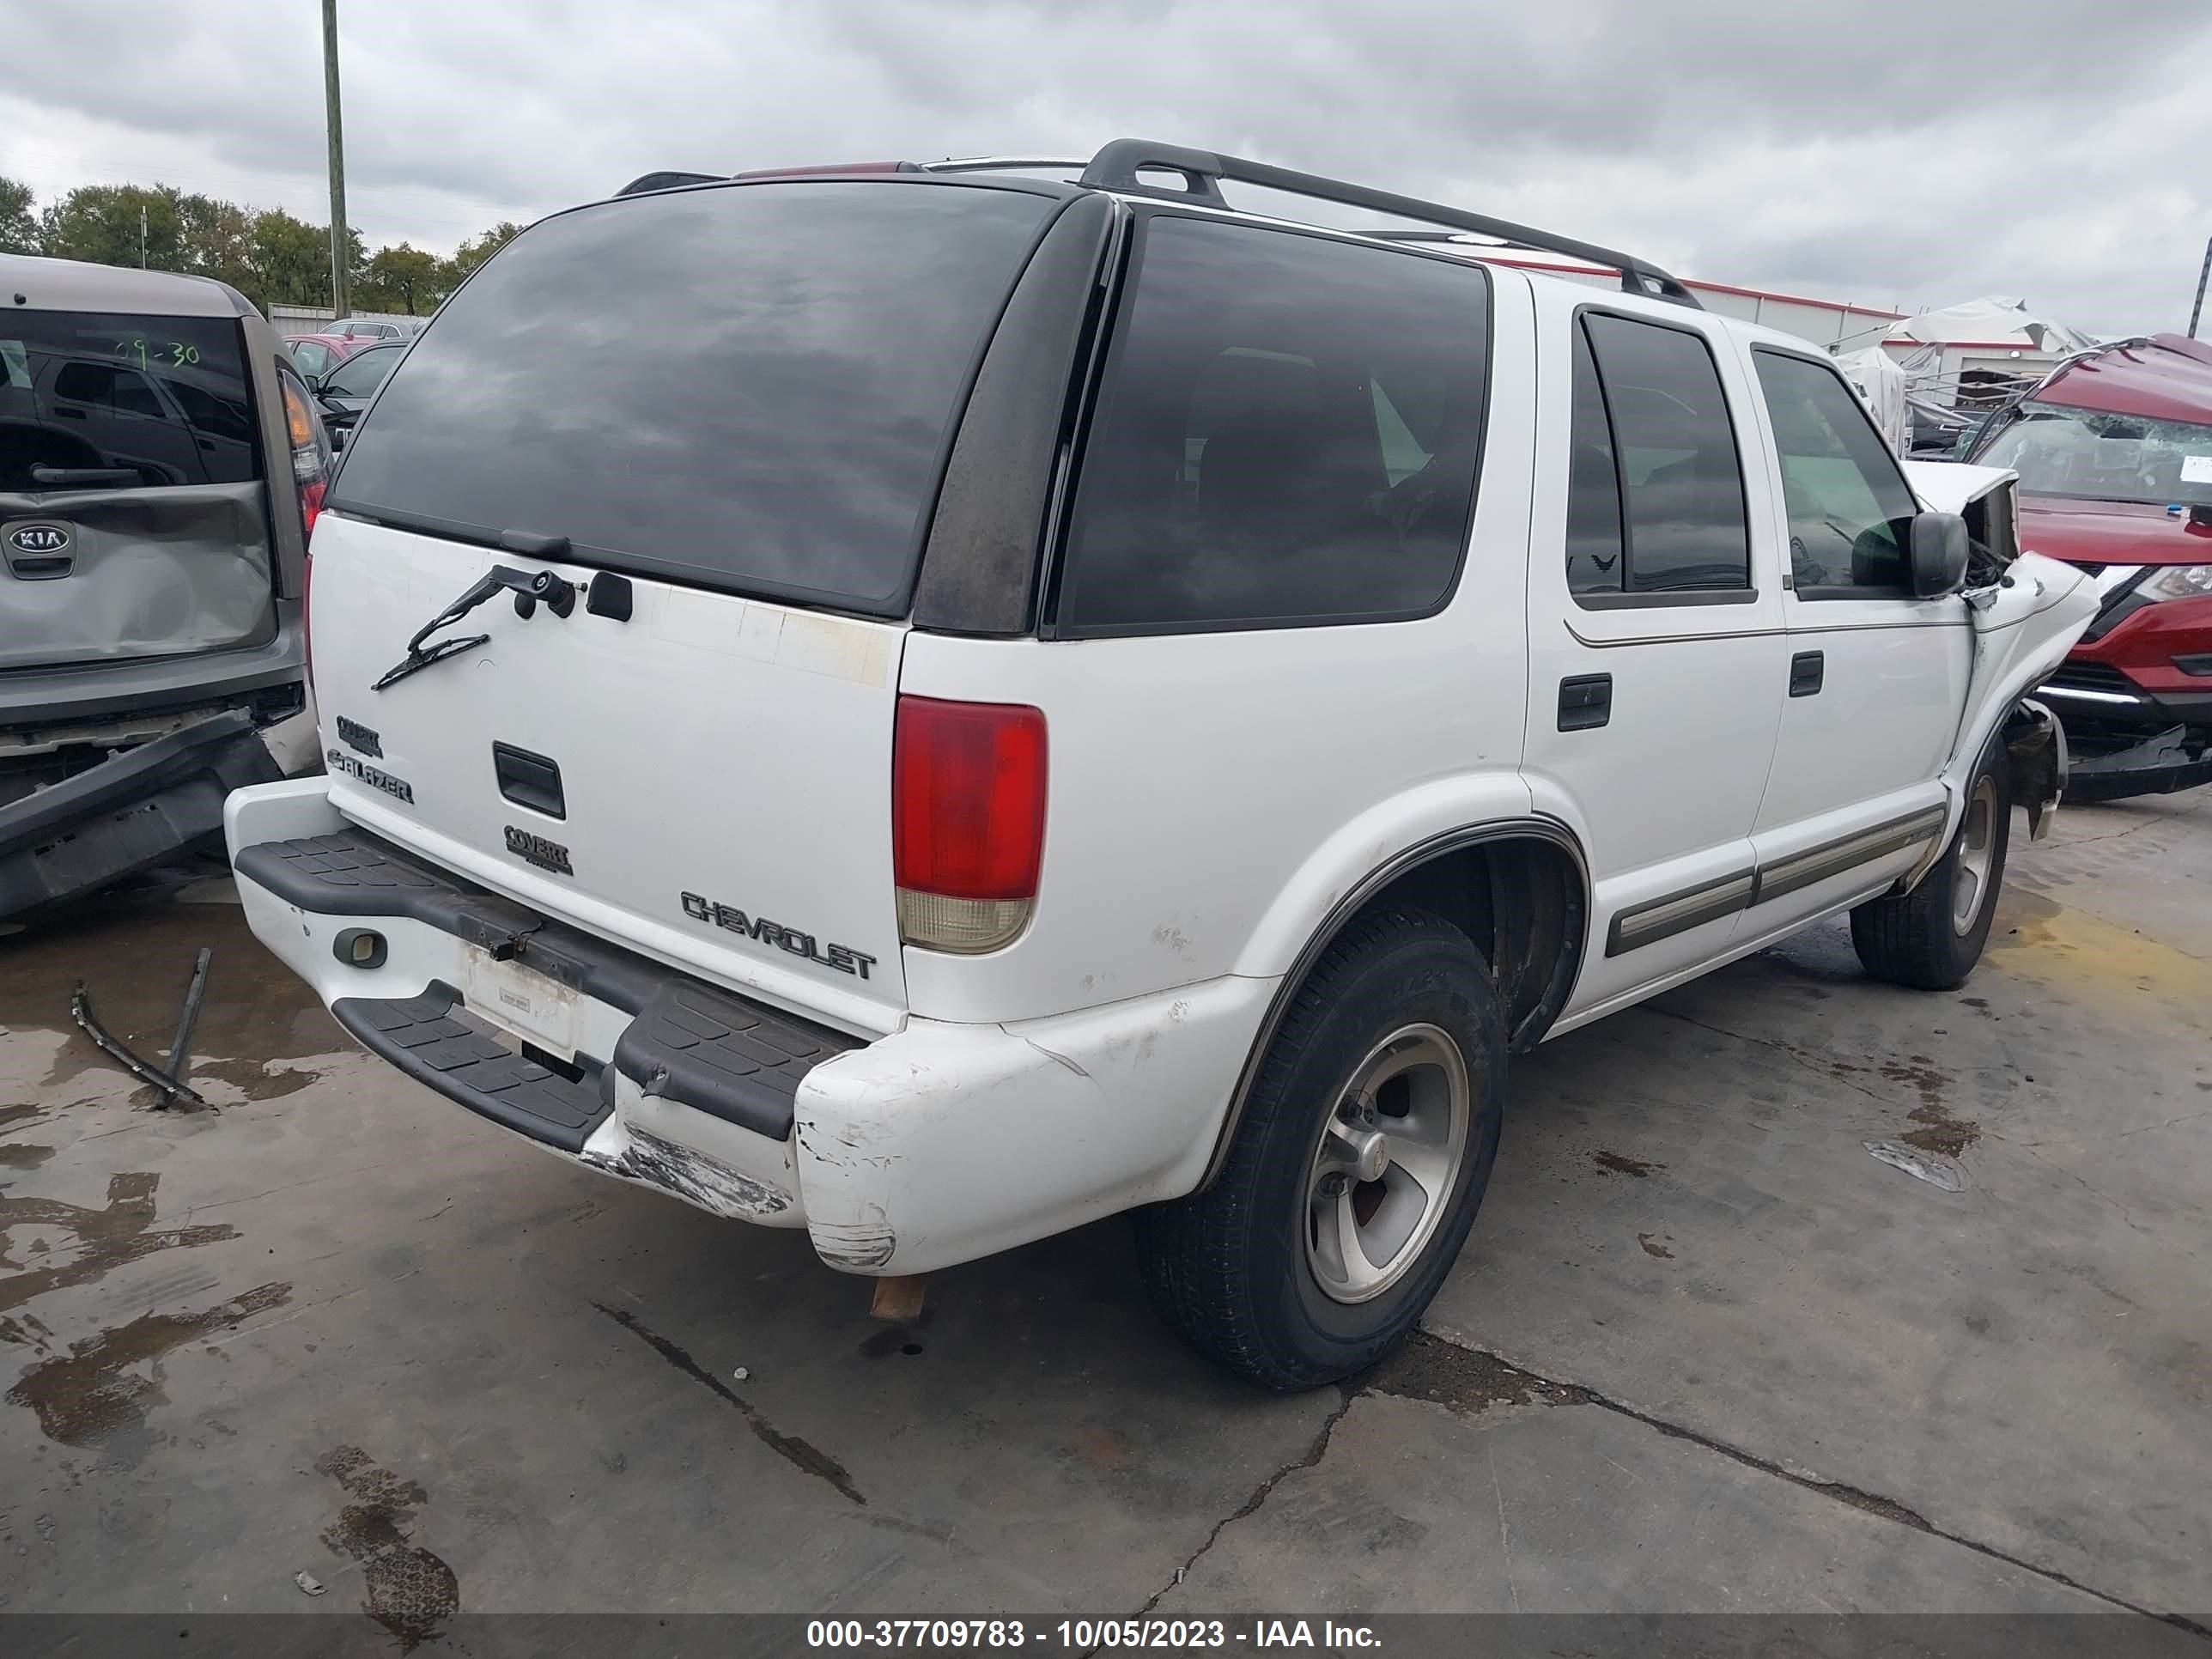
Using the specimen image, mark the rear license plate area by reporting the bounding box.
[459,945,580,1060]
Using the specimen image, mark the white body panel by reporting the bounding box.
[301,514,908,1036]
[1518,276,1789,1015]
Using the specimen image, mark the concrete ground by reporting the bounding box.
[2,789,2206,1641]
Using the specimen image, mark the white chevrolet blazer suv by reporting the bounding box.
[226,143,2097,1389]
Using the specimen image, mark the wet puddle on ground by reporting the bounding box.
[0,886,337,1457]
[2,884,341,1107]
[3,1281,290,1464]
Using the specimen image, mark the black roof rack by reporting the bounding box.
[1076,139,1700,310]
[614,171,724,198]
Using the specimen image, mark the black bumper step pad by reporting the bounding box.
[614,982,848,1142]
[332,983,609,1152]
[238,825,860,1144]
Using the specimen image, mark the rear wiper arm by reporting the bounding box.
[373,556,575,692]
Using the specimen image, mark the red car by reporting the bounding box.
[283,331,376,386]
[1967,333,2212,799]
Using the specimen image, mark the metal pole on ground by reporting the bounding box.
[322,0,349,320]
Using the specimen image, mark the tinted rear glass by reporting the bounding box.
[0,311,258,490]
[331,181,1060,611]
[1057,216,1490,634]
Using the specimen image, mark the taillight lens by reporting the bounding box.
[280,373,332,538]
[893,696,1047,954]
[279,371,332,692]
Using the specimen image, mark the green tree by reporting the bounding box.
[40,184,189,270]
[359,241,449,315]
[244,207,362,310]
[0,175,36,254]
[175,192,256,292]
[449,220,522,279]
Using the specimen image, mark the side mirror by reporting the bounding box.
[1910,511,1969,598]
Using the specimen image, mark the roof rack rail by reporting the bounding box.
[919,156,1089,175]
[614,171,724,198]
[1077,139,1700,310]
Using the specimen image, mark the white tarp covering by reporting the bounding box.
[1887,296,2095,356]
[1838,346,1911,453]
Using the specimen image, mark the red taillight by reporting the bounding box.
[892,696,1047,953]
[279,372,331,692]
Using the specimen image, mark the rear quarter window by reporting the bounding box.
[1054,215,1491,635]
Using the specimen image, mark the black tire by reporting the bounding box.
[1850,748,2011,991]
[1136,907,1506,1391]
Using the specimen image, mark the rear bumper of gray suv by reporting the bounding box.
[0,606,309,920]
[0,605,303,728]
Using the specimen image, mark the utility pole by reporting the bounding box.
[138,204,147,268]
[322,0,349,319]
[2191,234,2212,340]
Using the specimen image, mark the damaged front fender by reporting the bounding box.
[2003,698,2067,842]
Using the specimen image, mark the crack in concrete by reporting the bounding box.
[1120,1328,2211,1638]
[1638,1005,1911,1113]
[592,1301,866,1506]
[1126,1384,1355,1622]
[1382,1333,2212,1640]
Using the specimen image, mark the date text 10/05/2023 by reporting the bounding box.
[805,1620,1382,1650]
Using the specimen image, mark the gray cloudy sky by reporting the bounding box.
[3,0,2208,336]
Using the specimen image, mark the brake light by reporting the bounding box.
[893,696,1048,954]
[280,374,332,538]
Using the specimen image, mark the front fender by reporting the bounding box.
[1905,554,2097,886]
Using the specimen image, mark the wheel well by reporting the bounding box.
[1194,829,1589,1192]
[1352,836,1586,1052]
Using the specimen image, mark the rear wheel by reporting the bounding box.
[1136,908,1505,1391]
[1850,752,2010,991]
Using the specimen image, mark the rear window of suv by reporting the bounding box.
[330,180,1061,614]
[0,311,258,490]
[1055,216,1491,635]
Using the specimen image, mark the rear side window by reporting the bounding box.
[0,311,258,490]
[331,181,1060,613]
[1753,349,1918,596]
[1056,216,1490,635]
[1569,312,1750,597]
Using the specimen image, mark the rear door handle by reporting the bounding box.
[1789,651,1824,697]
[1558,673,1613,731]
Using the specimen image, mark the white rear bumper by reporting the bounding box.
[226,775,1271,1274]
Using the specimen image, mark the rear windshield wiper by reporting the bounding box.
[373,551,574,692]
[30,464,143,489]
